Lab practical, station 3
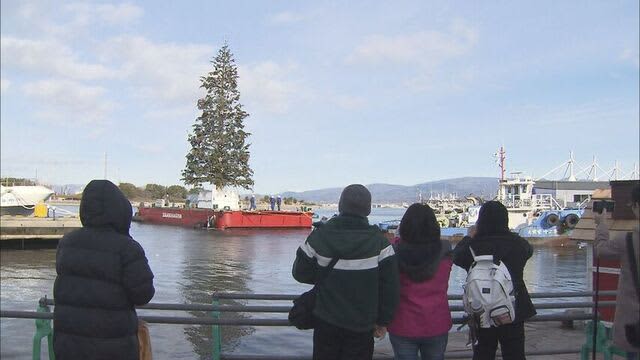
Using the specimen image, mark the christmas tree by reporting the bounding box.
[182,44,254,190]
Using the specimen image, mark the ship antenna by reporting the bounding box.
[495,146,506,181]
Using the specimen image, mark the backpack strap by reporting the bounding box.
[470,246,501,265]
[317,257,339,286]
[625,232,640,303]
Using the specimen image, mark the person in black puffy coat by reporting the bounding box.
[452,201,536,360]
[53,179,155,360]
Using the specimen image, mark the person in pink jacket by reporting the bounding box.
[384,203,453,360]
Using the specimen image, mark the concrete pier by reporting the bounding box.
[0,216,81,249]
[374,321,595,359]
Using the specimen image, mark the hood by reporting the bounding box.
[395,240,451,282]
[80,180,132,236]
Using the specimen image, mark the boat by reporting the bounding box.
[476,147,616,235]
[515,208,584,237]
[1,185,55,216]
[495,172,562,230]
[134,188,313,229]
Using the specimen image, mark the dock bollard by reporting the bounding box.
[561,309,585,329]
[32,296,54,360]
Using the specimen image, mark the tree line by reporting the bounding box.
[1,177,37,186]
[117,183,192,201]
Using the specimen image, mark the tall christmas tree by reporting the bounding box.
[182,44,254,190]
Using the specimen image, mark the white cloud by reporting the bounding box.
[238,62,301,114]
[98,36,213,105]
[346,20,478,92]
[347,21,477,67]
[1,37,116,80]
[334,95,367,110]
[620,47,639,68]
[99,37,303,117]
[21,79,115,126]
[1,78,10,94]
[5,2,143,40]
[268,11,304,24]
[64,2,144,26]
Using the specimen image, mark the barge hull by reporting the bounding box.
[216,211,313,229]
[135,208,313,229]
[135,208,214,227]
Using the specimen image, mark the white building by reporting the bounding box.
[533,180,610,208]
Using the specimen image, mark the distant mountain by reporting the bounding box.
[280,177,498,204]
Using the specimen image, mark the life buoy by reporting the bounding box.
[563,213,580,229]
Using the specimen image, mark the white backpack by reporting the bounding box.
[463,247,516,328]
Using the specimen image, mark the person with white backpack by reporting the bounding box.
[453,201,536,360]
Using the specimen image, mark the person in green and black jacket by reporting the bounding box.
[292,184,400,360]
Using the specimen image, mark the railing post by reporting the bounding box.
[211,294,221,360]
[32,297,55,360]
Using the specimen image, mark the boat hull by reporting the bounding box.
[134,207,313,229]
[0,206,38,216]
[135,207,215,227]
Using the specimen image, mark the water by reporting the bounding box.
[0,208,592,359]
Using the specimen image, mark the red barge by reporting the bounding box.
[134,207,313,229]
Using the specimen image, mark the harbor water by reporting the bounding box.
[0,208,593,359]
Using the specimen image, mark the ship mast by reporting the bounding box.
[496,146,506,181]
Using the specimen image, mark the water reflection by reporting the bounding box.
[180,229,254,359]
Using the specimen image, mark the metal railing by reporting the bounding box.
[0,291,617,360]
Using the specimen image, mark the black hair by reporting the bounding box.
[399,203,441,244]
[475,201,511,237]
[397,203,443,282]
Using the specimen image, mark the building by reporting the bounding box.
[533,180,610,208]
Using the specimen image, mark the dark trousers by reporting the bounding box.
[313,318,374,360]
[473,322,525,360]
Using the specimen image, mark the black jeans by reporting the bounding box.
[473,322,525,360]
[313,318,374,360]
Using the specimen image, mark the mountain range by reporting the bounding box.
[280,177,498,204]
[47,177,499,204]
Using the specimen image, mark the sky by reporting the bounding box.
[1,1,638,194]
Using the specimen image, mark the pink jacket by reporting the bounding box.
[387,238,453,338]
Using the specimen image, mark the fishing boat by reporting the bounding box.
[465,147,625,237]
[1,185,54,216]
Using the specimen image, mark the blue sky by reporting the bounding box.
[1,1,638,193]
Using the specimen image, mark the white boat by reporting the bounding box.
[491,147,621,233]
[496,172,561,229]
[1,185,54,216]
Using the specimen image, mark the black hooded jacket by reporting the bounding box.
[53,180,155,360]
[452,233,537,322]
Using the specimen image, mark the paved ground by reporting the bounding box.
[372,321,603,359]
